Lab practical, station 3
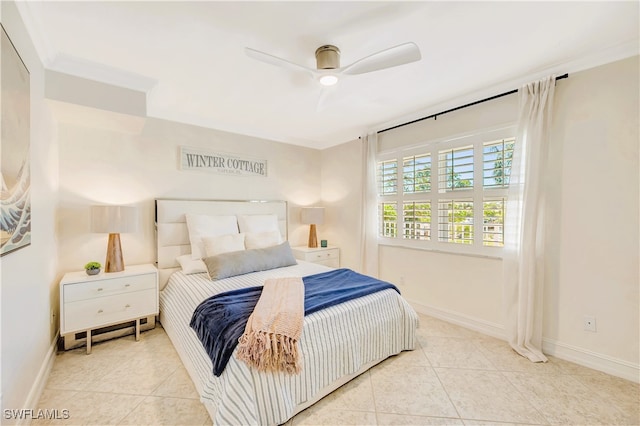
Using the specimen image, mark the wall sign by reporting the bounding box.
[179,146,267,177]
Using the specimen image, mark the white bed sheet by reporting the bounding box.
[159,261,418,425]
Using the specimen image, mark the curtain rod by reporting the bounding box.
[377,73,568,135]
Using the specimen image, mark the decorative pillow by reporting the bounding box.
[176,254,208,275]
[237,214,280,234]
[186,214,238,260]
[204,241,297,280]
[203,233,246,257]
[244,231,283,249]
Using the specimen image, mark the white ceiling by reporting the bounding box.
[18,1,640,149]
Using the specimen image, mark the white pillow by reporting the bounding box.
[203,233,246,257]
[186,214,238,259]
[176,254,208,275]
[244,231,283,249]
[237,214,280,234]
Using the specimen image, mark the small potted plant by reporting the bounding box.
[84,261,102,276]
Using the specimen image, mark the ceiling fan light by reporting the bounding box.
[319,74,338,86]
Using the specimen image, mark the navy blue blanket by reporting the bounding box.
[190,268,399,376]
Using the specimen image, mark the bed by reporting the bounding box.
[155,199,418,425]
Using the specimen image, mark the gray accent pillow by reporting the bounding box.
[204,241,297,280]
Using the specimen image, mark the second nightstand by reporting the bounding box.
[291,246,340,268]
[60,264,159,354]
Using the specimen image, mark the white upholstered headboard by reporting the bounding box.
[155,199,288,289]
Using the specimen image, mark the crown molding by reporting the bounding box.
[15,2,157,94]
[47,54,157,93]
[14,1,57,66]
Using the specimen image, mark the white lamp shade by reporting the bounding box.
[90,205,137,233]
[301,207,325,225]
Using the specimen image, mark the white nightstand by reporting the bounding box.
[291,246,340,268]
[60,264,159,354]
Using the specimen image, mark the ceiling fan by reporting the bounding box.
[245,42,421,87]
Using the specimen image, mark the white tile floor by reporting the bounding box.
[33,314,639,426]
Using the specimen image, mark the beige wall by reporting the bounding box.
[324,56,639,379]
[1,2,60,412]
[544,56,639,366]
[379,247,504,327]
[56,114,322,277]
[320,139,364,271]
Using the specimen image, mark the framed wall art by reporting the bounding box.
[1,23,31,256]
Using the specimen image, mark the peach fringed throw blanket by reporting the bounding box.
[236,277,304,374]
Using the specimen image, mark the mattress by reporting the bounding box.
[159,261,418,425]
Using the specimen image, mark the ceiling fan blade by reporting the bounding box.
[316,86,334,112]
[245,47,314,75]
[341,42,421,75]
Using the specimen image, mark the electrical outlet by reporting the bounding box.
[583,315,597,332]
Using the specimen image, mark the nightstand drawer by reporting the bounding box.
[64,273,156,303]
[306,248,339,262]
[63,289,157,333]
[292,246,340,267]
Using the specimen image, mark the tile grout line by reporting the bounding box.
[493,364,553,426]
[472,337,552,426]
[365,370,383,426]
[429,361,464,422]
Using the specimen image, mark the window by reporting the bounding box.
[403,154,431,193]
[483,198,505,246]
[403,201,430,240]
[380,202,397,238]
[438,199,473,244]
[438,145,474,191]
[377,160,397,195]
[483,139,514,188]
[377,128,515,255]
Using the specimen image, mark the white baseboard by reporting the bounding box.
[408,300,507,341]
[542,338,640,383]
[410,300,640,384]
[19,332,59,425]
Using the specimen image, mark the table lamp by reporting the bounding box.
[90,205,137,273]
[301,207,324,248]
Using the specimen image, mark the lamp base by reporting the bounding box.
[105,233,125,273]
[307,224,318,248]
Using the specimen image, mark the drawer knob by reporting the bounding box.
[125,284,130,287]
[97,309,104,314]
[97,288,103,292]
[125,304,131,308]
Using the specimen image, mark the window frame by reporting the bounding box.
[376,124,515,257]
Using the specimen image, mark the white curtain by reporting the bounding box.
[360,132,379,277]
[503,75,556,362]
